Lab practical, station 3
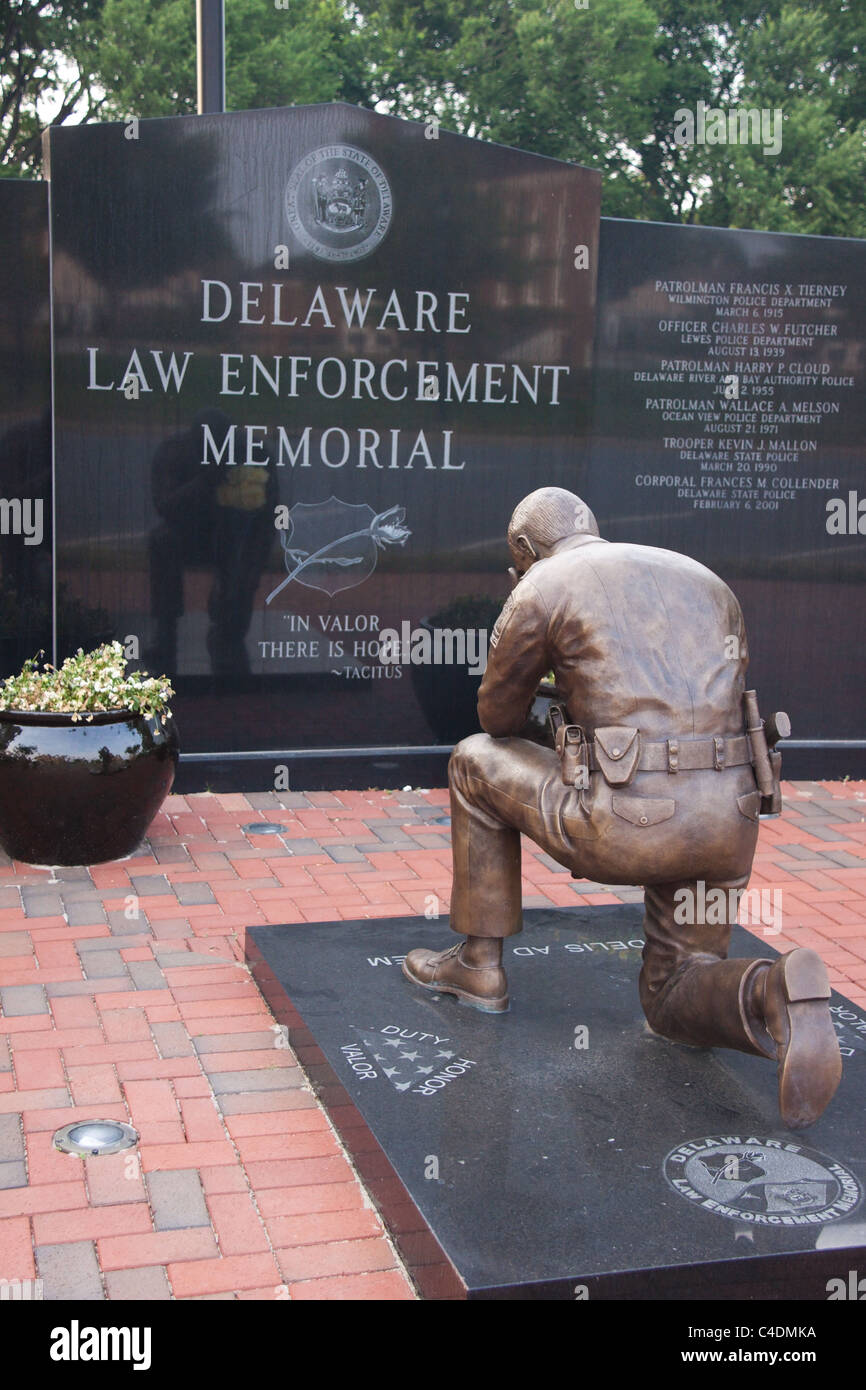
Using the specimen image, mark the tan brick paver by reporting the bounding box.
[0,778,862,1298]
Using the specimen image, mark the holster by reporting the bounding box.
[548,705,589,789]
[744,689,786,816]
[765,748,783,816]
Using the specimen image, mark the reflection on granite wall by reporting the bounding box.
[0,181,53,678]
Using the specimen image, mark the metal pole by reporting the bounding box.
[196,0,226,114]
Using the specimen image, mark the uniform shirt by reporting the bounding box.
[478,534,749,743]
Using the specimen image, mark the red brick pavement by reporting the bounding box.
[0,779,863,1299]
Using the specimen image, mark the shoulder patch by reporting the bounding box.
[489,593,515,649]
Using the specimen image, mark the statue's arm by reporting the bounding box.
[477,582,551,737]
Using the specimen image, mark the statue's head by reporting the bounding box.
[507,487,599,574]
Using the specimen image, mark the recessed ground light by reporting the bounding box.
[241,823,285,835]
[53,1120,138,1157]
[433,817,451,825]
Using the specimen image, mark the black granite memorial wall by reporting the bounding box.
[44,103,600,788]
[588,219,866,780]
[32,108,866,787]
[0,181,53,679]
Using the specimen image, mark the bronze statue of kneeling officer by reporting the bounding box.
[402,487,842,1131]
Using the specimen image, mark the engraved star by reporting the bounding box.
[416,1065,434,1074]
[436,1050,455,1059]
[383,1067,399,1078]
[383,1039,402,1048]
[372,1054,386,1063]
[395,1081,413,1091]
[400,1051,420,1061]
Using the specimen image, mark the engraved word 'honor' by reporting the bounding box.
[285,145,392,262]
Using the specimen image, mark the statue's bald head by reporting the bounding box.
[507,487,599,573]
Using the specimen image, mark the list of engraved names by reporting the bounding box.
[632,280,852,511]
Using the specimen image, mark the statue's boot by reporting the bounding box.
[402,943,509,1013]
[744,948,843,1130]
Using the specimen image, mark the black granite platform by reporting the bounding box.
[249,906,866,1299]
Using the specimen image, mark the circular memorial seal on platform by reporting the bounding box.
[285,145,392,262]
[663,1135,861,1226]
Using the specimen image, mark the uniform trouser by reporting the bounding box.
[448,733,772,1059]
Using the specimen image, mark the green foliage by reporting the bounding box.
[90,0,196,118]
[1,0,863,231]
[227,0,368,112]
[91,0,366,120]
[1,0,106,174]
[697,3,866,236]
[1,642,174,721]
[352,0,866,234]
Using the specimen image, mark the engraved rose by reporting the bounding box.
[266,504,412,605]
[370,505,411,549]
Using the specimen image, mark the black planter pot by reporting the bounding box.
[411,634,562,749]
[409,606,505,745]
[0,709,179,866]
[410,641,484,745]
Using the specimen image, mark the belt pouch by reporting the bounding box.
[593,726,641,786]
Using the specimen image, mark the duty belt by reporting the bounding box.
[586,732,752,774]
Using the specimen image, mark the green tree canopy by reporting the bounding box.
[2,0,863,235]
[354,0,866,233]
[90,0,367,121]
[0,0,106,175]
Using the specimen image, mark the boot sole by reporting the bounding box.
[776,949,842,1130]
[400,961,509,1014]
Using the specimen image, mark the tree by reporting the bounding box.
[227,0,368,112]
[351,0,866,233]
[1,0,368,175]
[85,0,196,119]
[350,0,667,216]
[0,0,106,176]
[3,0,863,235]
[88,0,367,121]
[699,2,866,236]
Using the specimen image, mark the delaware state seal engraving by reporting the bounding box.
[285,145,392,262]
[663,1135,861,1227]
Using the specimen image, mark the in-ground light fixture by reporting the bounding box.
[53,1120,139,1158]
